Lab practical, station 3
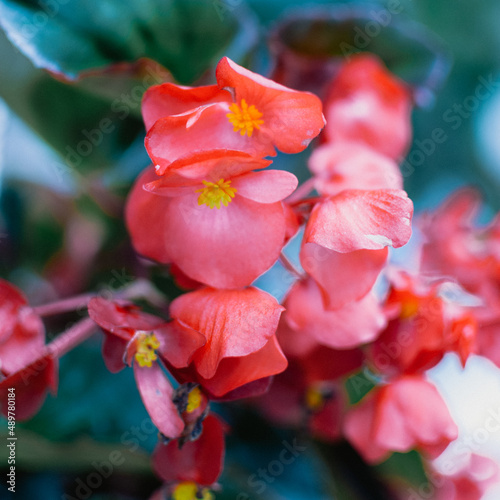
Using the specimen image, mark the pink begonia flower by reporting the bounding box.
[164,287,288,398]
[429,454,499,500]
[368,277,446,376]
[308,141,403,196]
[143,57,325,173]
[0,280,57,420]
[126,159,298,289]
[281,277,386,349]
[322,53,412,160]
[300,189,413,309]
[368,272,479,375]
[258,324,363,440]
[343,375,458,464]
[88,297,205,440]
[420,188,500,305]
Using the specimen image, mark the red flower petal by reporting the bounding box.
[0,354,58,421]
[231,170,298,203]
[144,153,272,193]
[88,297,164,340]
[156,321,205,369]
[152,414,225,485]
[373,377,458,458]
[101,334,128,373]
[197,335,288,397]
[300,243,388,309]
[304,190,413,253]
[170,287,284,379]
[284,278,386,349]
[308,142,403,196]
[146,103,276,174]
[161,193,286,289]
[323,54,412,160]
[0,280,45,374]
[142,83,230,131]
[125,167,172,264]
[344,375,458,463]
[216,57,325,154]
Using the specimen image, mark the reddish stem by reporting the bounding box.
[289,196,322,209]
[47,317,98,358]
[279,252,305,280]
[32,293,94,317]
[286,177,316,204]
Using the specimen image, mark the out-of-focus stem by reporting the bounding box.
[32,293,94,317]
[47,317,98,358]
[279,252,305,280]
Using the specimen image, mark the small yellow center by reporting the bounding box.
[134,332,160,368]
[186,386,202,413]
[227,99,264,137]
[172,481,214,500]
[305,386,324,412]
[195,179,236,209]
[400,297,420,320]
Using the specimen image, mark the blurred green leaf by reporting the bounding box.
[0,0,245,84]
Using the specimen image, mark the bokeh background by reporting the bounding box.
[1,0,500,499]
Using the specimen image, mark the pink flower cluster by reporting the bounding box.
[3,53,500,500]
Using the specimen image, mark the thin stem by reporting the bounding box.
[286,177,316,204]
[32,293,94,317]
[47,317,98,358]
[289,195,322,209]
[279,252,305,280]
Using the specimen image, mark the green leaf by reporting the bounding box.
[0,0,252,84]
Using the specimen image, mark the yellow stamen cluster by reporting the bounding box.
[186,386,202,413]
[227,99,264,137]
[305,386,324,412]
[134,332,160,368]
[196,179,236,209]
[172,481,214,500]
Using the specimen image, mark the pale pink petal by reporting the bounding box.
[304,190,413,253]
[308,142,403,196]
[163,193,286,289]
[343,396,390,463]
[284,278,386,349]
[134,363,184,440]
[231,170,298,203]
[300,242,388,309]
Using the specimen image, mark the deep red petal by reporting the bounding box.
[0,354,58,421]
[197,335,288,397]
[152,414,225,485]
